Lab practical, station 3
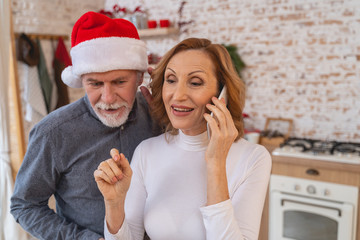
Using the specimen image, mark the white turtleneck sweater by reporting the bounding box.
[105,131,272,240]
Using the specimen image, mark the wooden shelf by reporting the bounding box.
[138,27,179,38]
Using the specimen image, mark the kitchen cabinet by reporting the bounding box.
[258,154,360,240]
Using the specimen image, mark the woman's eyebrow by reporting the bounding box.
[188,70,205,76]
[166,67,176,74]
[165,68,205,76]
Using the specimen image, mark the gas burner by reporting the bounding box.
[280,138,313,152]
[331,142,360,156]
[273,138,360,164]
[310,140,335,155]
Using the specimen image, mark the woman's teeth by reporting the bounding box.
[173,107,193,112]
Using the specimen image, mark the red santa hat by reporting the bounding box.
[62,11,147,88]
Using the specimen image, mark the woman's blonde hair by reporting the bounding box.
[150,38,245,141]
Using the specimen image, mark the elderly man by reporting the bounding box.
[11,11,158,240]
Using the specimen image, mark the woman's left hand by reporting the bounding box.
[204,96,238,205]
[204,96,238,168]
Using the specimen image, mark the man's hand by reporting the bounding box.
[140,66,154,106]
[140,86,152,106]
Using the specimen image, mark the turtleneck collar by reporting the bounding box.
[175,130,209,151]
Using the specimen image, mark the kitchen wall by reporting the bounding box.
[11,0,360,142]
[105,0,360,142]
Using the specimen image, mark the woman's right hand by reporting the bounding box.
[94,148,133,203]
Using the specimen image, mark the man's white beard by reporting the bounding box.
[94,102,131,128]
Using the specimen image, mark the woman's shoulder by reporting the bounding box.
[131,133,170,169]
[229,138,272,166]
[135,133,168,152]
[234,138,269,153]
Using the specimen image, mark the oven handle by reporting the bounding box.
[281,198,342,216]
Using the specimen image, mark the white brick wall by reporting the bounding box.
[12,0,360,141]
[105,0,360,141]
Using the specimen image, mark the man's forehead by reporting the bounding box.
[82,70,137,81]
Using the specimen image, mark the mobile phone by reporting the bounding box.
[207,86,228,139]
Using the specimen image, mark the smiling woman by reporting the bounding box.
[94,37,272,240]
[162,50,218,136]
[151,38,246,139]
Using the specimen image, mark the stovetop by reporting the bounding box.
[272,137,360,164]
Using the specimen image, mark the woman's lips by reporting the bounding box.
[171,105,194,116]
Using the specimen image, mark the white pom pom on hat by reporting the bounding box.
[61,11,148,88]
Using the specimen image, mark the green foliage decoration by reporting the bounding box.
[222,44,246,78]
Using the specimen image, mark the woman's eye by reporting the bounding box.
[192,82,202,86]
[190,80,203,86]
[165,79,176,84]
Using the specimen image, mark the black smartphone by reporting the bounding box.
[207,86,228,139]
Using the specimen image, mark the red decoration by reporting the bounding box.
[133,6,144,13]
[98,9,114,18]
[159,19,170,28]
[147,20,157,28]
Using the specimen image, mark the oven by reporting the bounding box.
[269,174,358,240]
[269,138,360,240]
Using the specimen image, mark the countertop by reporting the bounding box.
[271,154,360,173]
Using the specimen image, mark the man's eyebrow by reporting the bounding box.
[85,76,127,82]
[112,76,127,81]
[85,78,98,82]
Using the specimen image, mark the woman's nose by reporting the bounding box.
[172,83,187,101]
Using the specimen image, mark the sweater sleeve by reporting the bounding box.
[10,126,102,240]
[200,200,244,240]
[200,145,272,240]
[104,219,134,240]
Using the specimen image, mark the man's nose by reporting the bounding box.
[101,84,116,103]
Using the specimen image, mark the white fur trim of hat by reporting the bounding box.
[61,11,148,88]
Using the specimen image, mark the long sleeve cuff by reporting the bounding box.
[104,219,132,240]
[200,199,244,240]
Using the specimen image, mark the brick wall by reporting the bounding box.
[11,0,360,142]
[105,0,360,141]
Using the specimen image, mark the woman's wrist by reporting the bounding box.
[206,166,229,206]
[104,198,125,207]
[105,198,126,234]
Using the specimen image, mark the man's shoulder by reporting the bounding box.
[135,91,149,111]
[32,97,89,133]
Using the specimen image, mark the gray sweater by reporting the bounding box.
[11,93,159,240]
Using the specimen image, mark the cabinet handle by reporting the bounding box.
[306,168,319,176]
